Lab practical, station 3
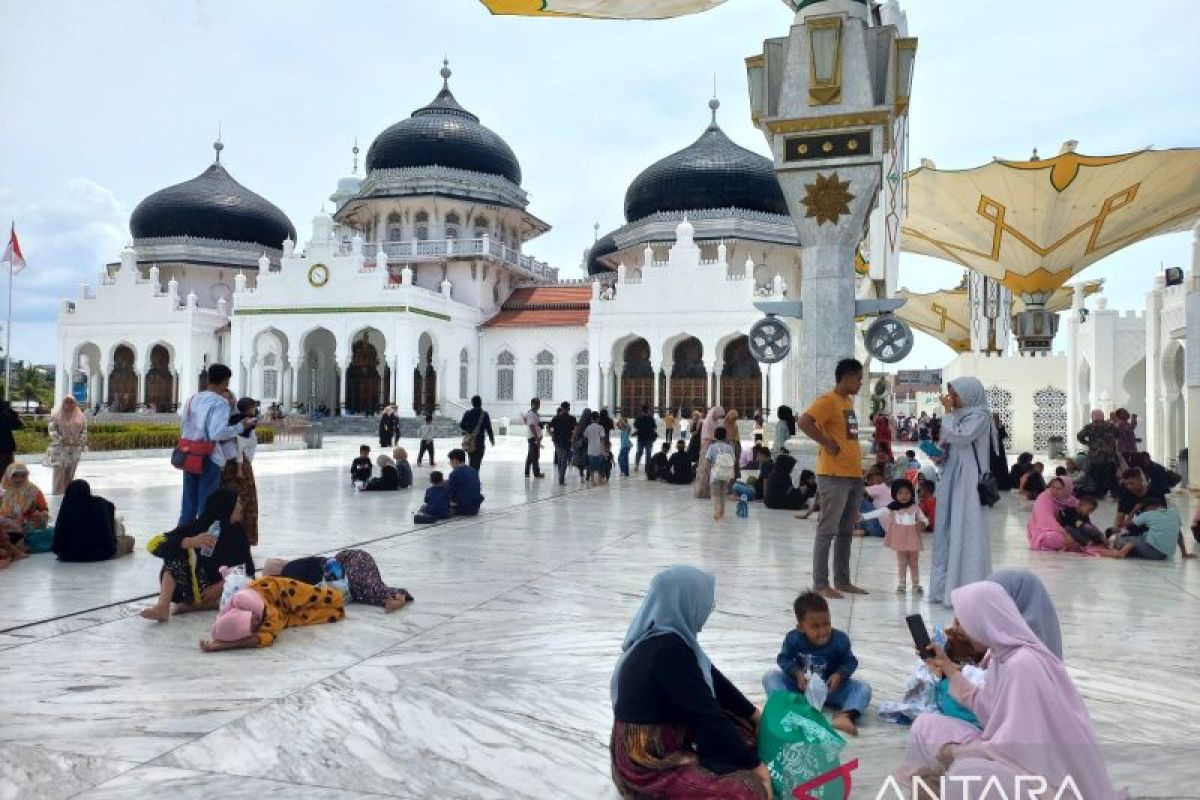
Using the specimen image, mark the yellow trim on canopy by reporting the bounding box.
[1000,151,1141,192]
[479,0,729,18]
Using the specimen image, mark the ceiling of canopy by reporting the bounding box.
[901,147,1200,295]
[896,279,1103,352]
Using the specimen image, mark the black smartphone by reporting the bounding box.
[906,613,934,657]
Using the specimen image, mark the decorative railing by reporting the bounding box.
[362,237,556,281]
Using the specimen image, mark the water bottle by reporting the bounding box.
[199,520,221,558]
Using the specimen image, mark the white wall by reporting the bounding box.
[943,351,1068,454]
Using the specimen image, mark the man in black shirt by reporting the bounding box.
[1112,468,1153,535]
[633,405,658,472]
[667,440,694,484]
[458,396,495,472]
[546,403,578,485]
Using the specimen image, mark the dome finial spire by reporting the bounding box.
[213,121,224,164]
[352,136,360,175]
[440,57,452,89]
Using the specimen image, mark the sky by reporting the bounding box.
[2,0,1199,369]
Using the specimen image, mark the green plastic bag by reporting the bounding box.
[757,691,847,800]
[936,677,980,728]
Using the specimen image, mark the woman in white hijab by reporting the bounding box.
[930,378,996,606]
[45,396,88,495]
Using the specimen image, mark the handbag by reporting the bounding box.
[461,411,485,453]
[171,396,216,474]
[971,439,1001,507]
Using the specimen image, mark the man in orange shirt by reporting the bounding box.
[798,358,868,599]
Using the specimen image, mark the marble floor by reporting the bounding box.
[1,436,1197,799]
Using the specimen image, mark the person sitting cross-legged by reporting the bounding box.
[446,448,484,516]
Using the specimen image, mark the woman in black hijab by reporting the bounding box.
[764,454,810,510]
[52,480,132,561]
[140,488,255,621]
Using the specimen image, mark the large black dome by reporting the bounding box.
[624,104,788,222]
[130,155,296,250]
[365,64,522,185]
[586,233,618,275]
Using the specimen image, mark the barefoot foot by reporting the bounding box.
[832,714,859,736]
[139,605,170,622]
[384,596,408,612]
[816,587,844,600]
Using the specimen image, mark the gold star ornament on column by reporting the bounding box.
[800,172,855,226]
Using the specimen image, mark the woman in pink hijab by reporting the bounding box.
[45,396,87,495]
[693,406,725,500]
[900,581,1126,799]
[1026,476,1081,552]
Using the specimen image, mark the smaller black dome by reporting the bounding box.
[130,158,296,250]
[365,64,522,184]
[624,111,788,222]
[586,233,618,275]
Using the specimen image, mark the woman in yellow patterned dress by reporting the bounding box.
[199,575,345,652]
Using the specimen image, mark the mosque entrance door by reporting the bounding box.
[107,345,137,412]
[619,338,654,415]
[144,345,175,412]
[346,339,381,414]
[720,336,761,418]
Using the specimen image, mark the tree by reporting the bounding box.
[12,366,52,410]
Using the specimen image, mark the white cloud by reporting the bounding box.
[0,0,1197,371]
[1,179,127,362]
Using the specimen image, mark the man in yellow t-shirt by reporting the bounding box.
[798,358,867,599]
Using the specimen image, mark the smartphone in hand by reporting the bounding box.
[906,613,934,658]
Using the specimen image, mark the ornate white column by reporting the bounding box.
[596,361,610,413]
[714,362,724,409]
[1146,278,1165,459]
[662,362,673,411]
[651,361,662,414]
[397,355,415,416]
[379,352,389,408]
[701,360,712,407]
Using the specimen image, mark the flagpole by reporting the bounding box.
[4,245,11,402]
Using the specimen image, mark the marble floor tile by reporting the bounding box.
[1,439,1197,797]
[0,743,138,800]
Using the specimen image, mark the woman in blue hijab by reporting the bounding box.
[610,565,770,799]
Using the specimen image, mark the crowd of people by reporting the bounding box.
[1,353,1191,798]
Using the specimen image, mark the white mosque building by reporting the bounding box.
[54,64,809,423]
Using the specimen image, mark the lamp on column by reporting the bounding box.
[893,38,918,114]
[1165,266,1185,286]
[807,15,843,105]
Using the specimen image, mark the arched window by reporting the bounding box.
[534,350,555,401]
[415,210,429,241]
[459,348,469,399]
[496,351,515,401]
[262,353,279,400]
[574,350,589,401]
[386,211,402,242]
[445,212,460,240]
[474,216,489,238]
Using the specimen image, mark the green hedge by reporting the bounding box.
[14,421,275,455]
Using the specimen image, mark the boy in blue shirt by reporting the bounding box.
[1107,496,1194,560]
[413,471,451,524]
[762,591,872,735]
[446,448,484,516]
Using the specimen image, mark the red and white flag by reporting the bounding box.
[2,224,25,275]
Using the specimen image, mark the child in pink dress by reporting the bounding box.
[863,478,928,594]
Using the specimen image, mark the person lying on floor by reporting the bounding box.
[140,488,255,622]
[199,575,345,651]
[263,548,414,612]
